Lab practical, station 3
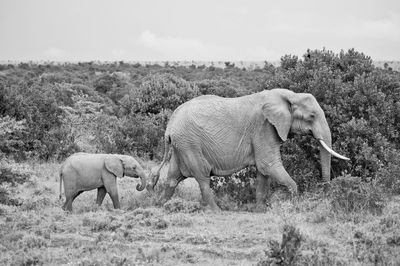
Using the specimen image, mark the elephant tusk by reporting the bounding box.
[318,139,350,161]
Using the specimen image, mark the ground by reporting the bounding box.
[0,161,400,265]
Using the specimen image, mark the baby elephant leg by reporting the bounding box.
[96,186,107,206]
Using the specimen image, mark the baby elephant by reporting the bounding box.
[59,153,147,211]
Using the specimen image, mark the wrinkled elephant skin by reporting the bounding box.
[149,88,349,211]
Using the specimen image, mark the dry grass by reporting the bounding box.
[1,161,400,265]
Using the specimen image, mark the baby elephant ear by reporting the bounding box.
[104,156,123,177]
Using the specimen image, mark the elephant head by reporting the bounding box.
[262,89,349,181]
[104,155,147,191]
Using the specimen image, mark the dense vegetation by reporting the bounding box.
[2,48,400,195]
[1,49,400,265]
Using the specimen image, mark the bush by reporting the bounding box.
[258,225,303,266]
[0,116,26,157]
[115,112,169,159]
[1,53,399,198]
[376,150,400,195]
[0,81,70,159]
[0,186,22,206]
[328,175,386,215]
[265,48,400,186]
[128,73,199,115]
[196,79,242,97]
[211,167,257,207]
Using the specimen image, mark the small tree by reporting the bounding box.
[0,116,26,158]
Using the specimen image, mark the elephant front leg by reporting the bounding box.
[266,163,298,195]
[108,189,120,209]
[255,172,271,207]
[104,183,120,209]
[96,186,107,206]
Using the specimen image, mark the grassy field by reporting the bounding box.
[1,161,400,265]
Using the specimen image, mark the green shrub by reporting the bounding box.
[211,166,257,207]
[265,48,400,185]
[258,225,303,266]
[0,186,21,206]
[0,81,70,159]
[196,79,242,97]
[115,112,169,159]
[351,231,399,265]
[328,175,386,215]
[0,162,30,186]
[129,73,199,115]
[298,239,347,265]
[376,150,400,195]
[1,54,400,199]
[0,116,26,157]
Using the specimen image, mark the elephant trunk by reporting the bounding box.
[313,119,333,182]
[135,168,147,191]
[318,135,332,182]
[313,118,349,182]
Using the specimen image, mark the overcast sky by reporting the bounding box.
[1,0,399,62]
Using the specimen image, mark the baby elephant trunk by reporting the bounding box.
[135,168,147,191]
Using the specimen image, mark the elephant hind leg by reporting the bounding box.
[160,153,185,205]
[195,176,220,212]
[180,151,219,211]
[62,191,83,212]
[96,186,107,206]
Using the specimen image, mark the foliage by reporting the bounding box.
[1,50,400,206]
[328,174,386,215]
[212,166,257,207]
[376,150,400,195]
[115,112,170,160]
[258,225,303,266]
[0,159,30,206]
[264,48,400,188]
[127,73,199,115]
[0,116,26,157]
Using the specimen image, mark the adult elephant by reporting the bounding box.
[147,88,349,211]
[59,153,147,211]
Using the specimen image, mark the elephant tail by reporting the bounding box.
[59,167,63,200]
[149,135,172,190]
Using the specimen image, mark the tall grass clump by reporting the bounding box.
[328,174,386,215]
[258,224,303,266]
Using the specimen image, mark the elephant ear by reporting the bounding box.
[262,92,293,141]
[104,156,123,177]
